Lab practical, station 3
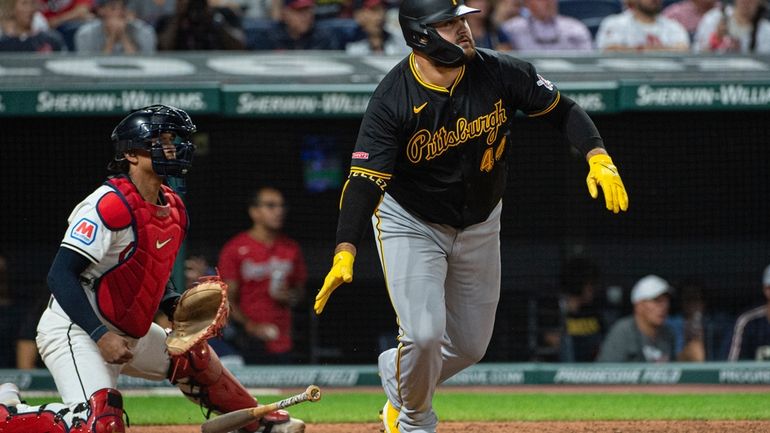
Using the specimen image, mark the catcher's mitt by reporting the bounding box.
[166,276,229,356]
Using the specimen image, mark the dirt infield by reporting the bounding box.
[132,421,770,433]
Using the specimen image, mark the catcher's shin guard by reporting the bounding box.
[169,341,262,432]
[0,388,125,433]
[70,388,127,433]
[0,404,69,433]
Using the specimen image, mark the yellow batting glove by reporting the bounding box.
[586,154,629,214]
[314,250,355,315]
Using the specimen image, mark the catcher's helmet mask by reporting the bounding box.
[109,104,196,178]
[399,0,479,67]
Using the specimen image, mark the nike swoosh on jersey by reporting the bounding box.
[156,238,173,249]
[413,102,428,114]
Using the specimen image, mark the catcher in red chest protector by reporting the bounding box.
[0,105,304,433]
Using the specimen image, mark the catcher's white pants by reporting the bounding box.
[36,298,170,407]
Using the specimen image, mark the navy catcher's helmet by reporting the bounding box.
[109,105,196,177]
[399,0,479,67]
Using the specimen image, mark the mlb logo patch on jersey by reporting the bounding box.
[536,74,554,91]
[70,218,98,245]
[352,151,369,160]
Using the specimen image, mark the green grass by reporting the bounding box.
[25,392,770,425]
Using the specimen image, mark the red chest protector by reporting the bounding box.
[94,176,188,338]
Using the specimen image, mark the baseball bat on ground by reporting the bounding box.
[201,385,322,433]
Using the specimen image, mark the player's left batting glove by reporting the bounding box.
[314,250,355,315]
[586,154,629,214]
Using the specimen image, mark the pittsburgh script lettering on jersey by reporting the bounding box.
[407,100,507,164]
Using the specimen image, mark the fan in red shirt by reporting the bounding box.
[218,186,307,364]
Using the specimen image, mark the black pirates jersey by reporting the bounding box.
[350,48,559,228]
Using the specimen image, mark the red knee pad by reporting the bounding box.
[70,388,126,433]
[169,341,261,432]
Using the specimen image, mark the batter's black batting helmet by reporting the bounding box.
[399,0,479,67]
[109,105,196,178]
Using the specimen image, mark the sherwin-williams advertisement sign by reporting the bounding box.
[621,83,770,110]
[0,54,767,116]
[0,87,219,115]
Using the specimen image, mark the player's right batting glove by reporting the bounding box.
[314,251,355,315]
[586,154,629,214]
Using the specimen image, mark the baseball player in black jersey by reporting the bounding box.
[314,0,628,432]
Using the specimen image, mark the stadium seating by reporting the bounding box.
[243,17,276,50]
[558,0,623,37]
[315,18,362,47]
[243,17,361,50]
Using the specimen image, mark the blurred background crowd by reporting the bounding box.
[0,0,768,54]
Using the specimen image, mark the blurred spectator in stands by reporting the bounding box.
[665,278,706,360]
[218,187,307,364]
[0,255,16,368]
[382,0,400,38]
[207,0,245,16]
[254,0,342,50]
[557,256,605,362]
[126,0,175,27]
[39,0,94,50]
[727,265,770,360]
[237,0,280,19]
[156,0,245,50]
[16,295,46,369]
[693,0,770,53]
[0,0,66,51]
[492,0,522,29]
[501,0,592,51]
[345,0,407,55]
[314,0,350,20]
[465,0,511,50]
[74,0,155,53]
[597,275,704,362]
[185,254,216,288]
[0,254,40,369]
[602,284,626,327]
[596,0,690,51]
[662,0,719,36]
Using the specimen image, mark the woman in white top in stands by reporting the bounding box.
[596,0,690,51]
[693,0,770,53]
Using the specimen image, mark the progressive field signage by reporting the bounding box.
[3,363,770,390]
